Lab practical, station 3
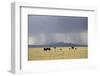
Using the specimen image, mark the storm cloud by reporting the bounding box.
[28,15,88,45]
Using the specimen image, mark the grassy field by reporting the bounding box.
[28,47,88,61]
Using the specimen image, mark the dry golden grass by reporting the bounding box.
[28,47,88,61]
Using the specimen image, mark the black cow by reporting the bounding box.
[69,47,77,50]
[43,48,51,51]
[71,47,74,49]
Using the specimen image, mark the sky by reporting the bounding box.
[28,15,88,45]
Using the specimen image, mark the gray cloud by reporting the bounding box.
[28,15,88,45]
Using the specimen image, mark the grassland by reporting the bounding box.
[28,47,88,61]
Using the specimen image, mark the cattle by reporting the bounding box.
[43,48,51,51]
[71,47,74,49]
[69,47,77,50]
[75,48,77,50]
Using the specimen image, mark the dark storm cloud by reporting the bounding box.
[28,15,88,34]
[28,15,88,45]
